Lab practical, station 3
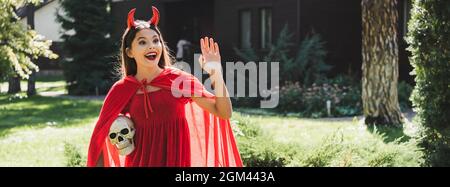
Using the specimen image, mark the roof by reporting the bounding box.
[16,0,55,19]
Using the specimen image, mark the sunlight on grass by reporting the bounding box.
[0,92,424,167]
[0,120,94,166]
[233,111,424,167]
[0,93,101,166]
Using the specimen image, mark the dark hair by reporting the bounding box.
[120,20,173,78]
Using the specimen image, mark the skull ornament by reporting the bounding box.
[109,115,135,156]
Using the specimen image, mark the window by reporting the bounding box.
[260,8,272,49]
[240,10,252,48]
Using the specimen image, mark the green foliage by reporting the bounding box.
[231,114,262,138]
[231,96,261,108]
[233,25,333,110]
[0,0,58,80]
[0,90,424,166]
[302,131,344,167]
[303,128,423,167]
[397,81,413,111]
[233,114,294,167]
[234,24,332,86]
[0,92,101,166]
[277,75,362,118]
[406,0,450,166]
[233,112,423,167]
[57,0,116,95]
[64,142,86,167]
[286,33,331,86]
[238,136,298,167]
[277,82,304,113]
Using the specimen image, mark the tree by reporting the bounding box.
[0,0,57,93]
[407,0,450,166]
[25,3,36,96]
[57,0,116,95]
[361,0,403,126]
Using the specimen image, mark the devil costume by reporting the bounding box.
[86,6,242,167]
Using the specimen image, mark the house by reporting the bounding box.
[17,0,65,75]
[19,0,413,82]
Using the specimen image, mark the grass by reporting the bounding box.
[233,109,424,167]
[0,94,101,166]
[0,79,425,166]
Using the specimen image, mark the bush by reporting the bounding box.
[234,24,332,86]
[238,136,298,167]
[277,77,362,118]
[276,82,304,113]
[233,114,298,167]
[231,115,262,138]
[286,33,332,86]
[64,142,85,167]
[406,0,450,166]
[232,112,423,167]
[398,81,413,111]
[301,131,344,167]
[300,128,423,167]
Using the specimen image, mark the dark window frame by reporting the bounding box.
[238,9,252,49]
[259,7,272,49]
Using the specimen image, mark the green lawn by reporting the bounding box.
[0,85,424,166]
[0,94,100,166]
[233,109,423,167]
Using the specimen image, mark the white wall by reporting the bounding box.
[33,0,64,42]
[19,0,76,42]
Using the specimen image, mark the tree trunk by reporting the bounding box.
[361,0,403,126]
[27,71,36,96]
[8,75,21,94]
[26,4,36,97]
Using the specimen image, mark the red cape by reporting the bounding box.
[87,67,243,167]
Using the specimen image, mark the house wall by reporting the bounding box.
[25,0,413,82]
[215,0,300,63]
[298,0,362,77]
[33,0,64,42]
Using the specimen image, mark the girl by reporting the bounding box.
[87,6,242,167]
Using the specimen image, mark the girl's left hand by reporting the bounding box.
[199,37,222,74]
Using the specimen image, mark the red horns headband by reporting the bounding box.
[127,6,160,29]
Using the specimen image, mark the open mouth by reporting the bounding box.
[145,52,158,61]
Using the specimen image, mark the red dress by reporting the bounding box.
[122,86,192,167]
[87,67,242,167]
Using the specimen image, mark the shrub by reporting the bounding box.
[232,114,262,138]
[301,131,344,167]
[233,114,298,167]
[285,33,331,86]
[238,136,298,167]
[406,0,450,166]
[234,24,332,86]
[299,128,423,167]
[277,79,362,118]
[276,82,304,113]
[233,113,423,167]
[64,142,85,167]
[397,81,413,111]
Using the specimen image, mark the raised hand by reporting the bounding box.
[199,37,222,74]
